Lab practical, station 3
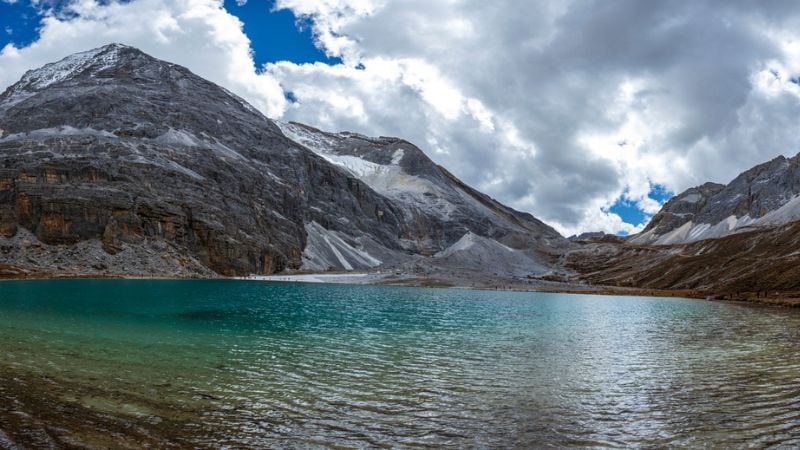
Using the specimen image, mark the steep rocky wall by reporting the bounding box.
[0,147,300,275]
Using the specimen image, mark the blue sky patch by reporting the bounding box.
[0,1,44,49]
[2,0,340,68]
[647,183,672,204]
[608,183,673,232]
[223,0,341,68]
[608,196,646,227]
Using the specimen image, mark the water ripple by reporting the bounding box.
[0,280,800,447]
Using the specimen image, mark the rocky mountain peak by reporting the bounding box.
[10,44,135,93]
[0,43,281,140]
[639,181,724,236]
[631,152,800,245]
[0,45,567,278]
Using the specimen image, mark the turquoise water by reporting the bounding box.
[0,280,799,448]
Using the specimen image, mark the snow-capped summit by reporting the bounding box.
[17,44,129,90]
[1,44,138,113]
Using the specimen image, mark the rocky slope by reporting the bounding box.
[568,153,800,297]
[567,221,800,296]
[275,121,567,271]
[631,154,800,245]
[0,44,567,278]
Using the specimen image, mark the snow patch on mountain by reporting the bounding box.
[391,149,404,164]
[0,126,117,142]
[276,120,458,219]
[275,120,339,156]
[12,44,125,94]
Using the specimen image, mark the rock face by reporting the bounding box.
[0,44,566,277]
[631,154,800,245]
[567,231,622,243]
[276,121,567,271]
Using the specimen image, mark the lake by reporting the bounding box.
[0,280,798,448]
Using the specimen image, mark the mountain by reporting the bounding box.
[274,122,567,268]
[630,154,800,245]
[567,154,800,297]
[0,44,566,278]
[567,231,622,243]
[568,221,800,295]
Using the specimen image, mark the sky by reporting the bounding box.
[2,0,800,237]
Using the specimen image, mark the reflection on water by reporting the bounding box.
[0,279,799,448]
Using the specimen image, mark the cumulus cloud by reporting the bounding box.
[3,0,800,236]
[268,0,800,235]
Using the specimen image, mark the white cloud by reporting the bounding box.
[4,0,800,236]
[266,0,800,234]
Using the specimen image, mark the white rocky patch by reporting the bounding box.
[391,149,404,165]
[435,231,513,257]
[432,231,548,276]
[680,193,702,203]
[301,222,382,271]
[11,44,123,94]
[154,128,245,160]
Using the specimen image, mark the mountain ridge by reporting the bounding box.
[565,152,800,299]
[5,43,800,301]
[630,153,800,245]
[0,44,566,279]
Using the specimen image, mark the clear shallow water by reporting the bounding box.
[0,280,799,448]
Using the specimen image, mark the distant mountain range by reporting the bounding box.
[1,44,798,300]
[568,154,800,298]
[631,154,800,245]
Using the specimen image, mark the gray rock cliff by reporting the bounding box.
[0,44,566,277]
